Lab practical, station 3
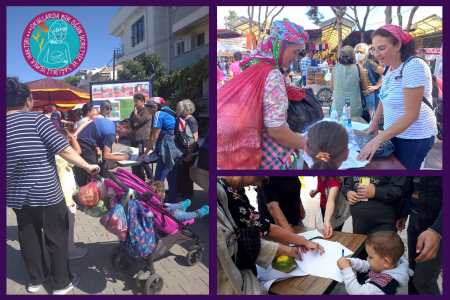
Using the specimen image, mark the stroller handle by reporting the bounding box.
[107,171,130,192]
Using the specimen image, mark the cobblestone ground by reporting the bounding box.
[247,187,442,295]
[7,142,209,295]
[292,71,442,169]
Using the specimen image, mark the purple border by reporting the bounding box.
[21,11,88,77]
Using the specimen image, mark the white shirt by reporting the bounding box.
[380,57,437,139]
[74,117,90,130]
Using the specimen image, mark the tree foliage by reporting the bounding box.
[117,52,167,96]
[228,10,238,22]
[305,6,324,26]
[58,75,81,87]
[345,6,370,43]
[256,6,285,47]
[118,52,209,109]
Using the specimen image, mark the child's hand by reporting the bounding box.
[337,257,351,270]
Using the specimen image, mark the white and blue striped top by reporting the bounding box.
[380,57,438,139]
[7,111,69,209]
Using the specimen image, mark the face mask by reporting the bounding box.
[355,53,365,61]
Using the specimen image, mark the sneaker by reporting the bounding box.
[27,274,51,293]
[52,273,80,295]
[68,247,88,260]
[179,199,191,212]
[196,205,209,219]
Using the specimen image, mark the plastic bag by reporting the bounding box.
[85,199,109,217]
[100,204,128,241]
[294,78,302,87]
[79,178,100,207]
[95,178,108,199]
[110,196,121,209]
[287,87,324,133]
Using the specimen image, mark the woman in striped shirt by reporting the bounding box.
[357,25,437,169]
[6,77,100,295]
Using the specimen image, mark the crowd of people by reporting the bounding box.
[217,176,442,295]
[6,76,208,294]
[217,18,439,170]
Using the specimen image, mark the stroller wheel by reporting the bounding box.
[186,249,202,266]
[111,245,131,272]
[135,270,150,290]
[144,274,164,295]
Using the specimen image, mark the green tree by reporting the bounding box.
[58,75,81,87]
[228,10,238,22]
[117,52,167,96]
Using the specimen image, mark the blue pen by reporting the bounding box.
[341,249,344,274]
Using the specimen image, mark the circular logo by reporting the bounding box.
[22,11,87,77]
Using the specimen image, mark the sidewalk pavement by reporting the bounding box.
[7,142,209,295]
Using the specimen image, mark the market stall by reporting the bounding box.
[305,66,333,107]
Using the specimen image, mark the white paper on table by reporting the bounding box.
[298,230,324,240]
[351,122,370,131]
[294,239,354,282]
[256,264,308,290]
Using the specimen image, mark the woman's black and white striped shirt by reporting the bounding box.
[7,111,68,209]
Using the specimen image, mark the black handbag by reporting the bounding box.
[356,64,371,123]
[354,133,395,158]
[287,87,324,133]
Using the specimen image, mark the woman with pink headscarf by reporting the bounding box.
[218,19,310,170]
[357,25,437,169]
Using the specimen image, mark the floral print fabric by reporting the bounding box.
[217,178,271,237]
[263,69,289,129]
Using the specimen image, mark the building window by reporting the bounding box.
[131,17,145,47]
[176,40,185,55]
[197,32,205,47]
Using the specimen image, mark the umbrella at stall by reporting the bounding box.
[25,77,90,109]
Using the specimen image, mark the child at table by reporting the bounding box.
[146,180,209,221]
[305,121,349,169]
[337,231,413,295]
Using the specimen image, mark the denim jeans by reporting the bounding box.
[391,136,435,170]
[164,203,197,221]
[154,155,183,203]
[302,75,306,86]
[407,212,442,295]
[365,93,376,113]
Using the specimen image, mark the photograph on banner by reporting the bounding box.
[216,6,442,171]
[7,5,210,295]
[217,176,442,295]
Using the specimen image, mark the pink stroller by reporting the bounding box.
[104,170,203,294]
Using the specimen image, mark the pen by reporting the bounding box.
[341,249,344,274]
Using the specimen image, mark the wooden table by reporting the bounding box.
[269,226,367,295]
[304,117,406,170]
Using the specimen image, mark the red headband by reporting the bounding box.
[379,24,413,45]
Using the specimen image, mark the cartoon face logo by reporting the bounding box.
[22,12,87,76]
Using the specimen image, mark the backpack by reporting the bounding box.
[161,108,195,148]
[125,199,157,259]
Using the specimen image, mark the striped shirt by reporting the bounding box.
[380,57,437,139]
[300,57,311,77]
[7,111,69,209]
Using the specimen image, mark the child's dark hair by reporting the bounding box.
[366,231,404,265]
[56,128,68,140]
[7,77,32,110]
[82,103,94,117]
[306,121,348,170]
[371,29,418,62]
[147,180,164,201]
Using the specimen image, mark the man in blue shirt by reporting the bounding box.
[74,118,133,186]
[301,50,312,86]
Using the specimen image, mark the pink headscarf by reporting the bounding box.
[379,24,413,45]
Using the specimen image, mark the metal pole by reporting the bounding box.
[113,50,116,81]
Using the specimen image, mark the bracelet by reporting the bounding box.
[427,228,442,240]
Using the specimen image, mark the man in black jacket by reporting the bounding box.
[396,176,442,295]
